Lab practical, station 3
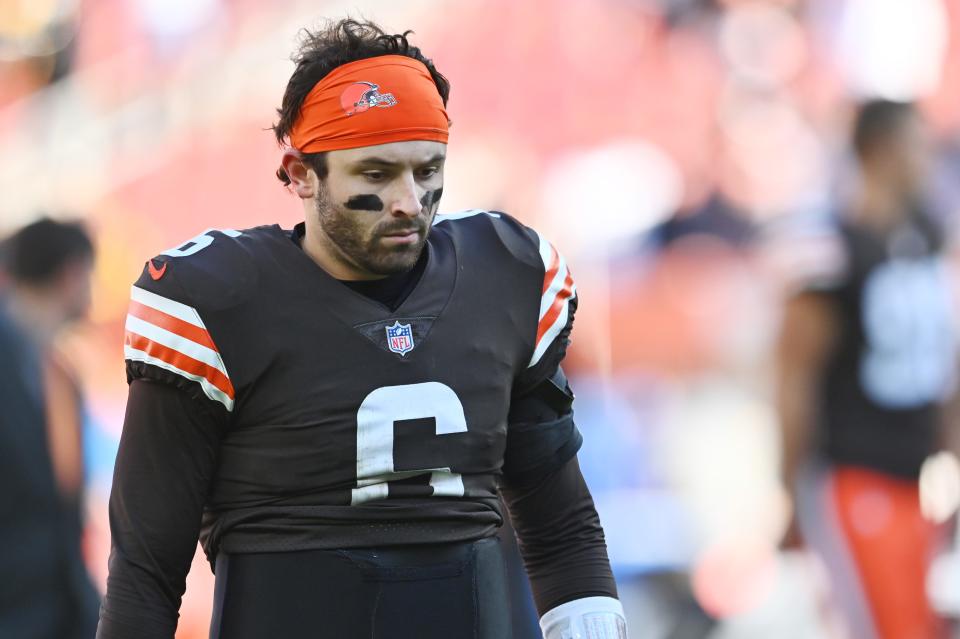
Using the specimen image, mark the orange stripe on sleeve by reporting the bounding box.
[128,300,219,352]
[536,272,575,344]
[125,331,235,399]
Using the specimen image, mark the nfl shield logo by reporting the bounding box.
[385,321,415,356]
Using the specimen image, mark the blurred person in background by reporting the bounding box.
[777,100,955,639]
[0,218,99,639]
[97,18,624,639]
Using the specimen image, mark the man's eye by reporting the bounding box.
[418,167,439,179]
[363,171,386,181]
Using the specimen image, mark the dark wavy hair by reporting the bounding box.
[272,18,451,185]
[2,217,93,286]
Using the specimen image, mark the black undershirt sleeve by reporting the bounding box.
[500,455,618,616]
[501,366,617,617]
[97,380,225,639]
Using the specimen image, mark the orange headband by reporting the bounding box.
[289,55,449,153]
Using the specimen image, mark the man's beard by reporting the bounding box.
[314,188,433,277]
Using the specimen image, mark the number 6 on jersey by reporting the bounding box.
[351,382,468,505]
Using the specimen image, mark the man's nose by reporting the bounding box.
[388,172,422,218]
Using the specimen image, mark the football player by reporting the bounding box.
[97,18,627,639]
[777,100,954,639]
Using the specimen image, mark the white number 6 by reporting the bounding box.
[351,382,468,505]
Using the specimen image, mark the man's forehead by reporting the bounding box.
[331,140,447,166]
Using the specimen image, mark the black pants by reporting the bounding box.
[210,537,512,639]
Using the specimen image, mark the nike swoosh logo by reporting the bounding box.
[148,260,167,281]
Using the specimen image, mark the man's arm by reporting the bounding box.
[497,222,625,635]
[500,456,618,609]
[97,380,224,639]
[501,367,626,638]
[776,291,836,541]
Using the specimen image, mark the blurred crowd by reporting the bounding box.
[3,0,960,637]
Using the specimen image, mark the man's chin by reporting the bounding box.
[378,248,425,274]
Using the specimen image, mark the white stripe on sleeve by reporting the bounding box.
[131,285,205,327]
[124,315,228,376]
[124,344,234,410]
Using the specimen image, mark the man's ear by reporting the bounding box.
[281,149,317,199]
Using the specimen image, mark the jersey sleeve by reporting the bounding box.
[123,256,236,424]
[514,228,578,395]
[522,228,578,383]
[504,222,582,483]
[123,258,236,414]
[123,226,266,415]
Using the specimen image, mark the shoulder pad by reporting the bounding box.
[433,209,543,271]
[137,227,264,311]
[435,210,577,369]
[123,226,273,411]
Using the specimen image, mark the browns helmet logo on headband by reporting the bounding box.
[290,55,448,153]
[340,82,397,116]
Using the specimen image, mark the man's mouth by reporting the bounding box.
[380,229,421,245]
